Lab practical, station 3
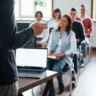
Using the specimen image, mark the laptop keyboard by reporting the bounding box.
[17,66,46,73]
[18,66,43,69]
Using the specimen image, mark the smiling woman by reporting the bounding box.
[14,0,53,20]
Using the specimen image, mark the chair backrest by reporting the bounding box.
[16,22,36,48]
[62,53,78,74]
[17,22,29,31]
[49,27,54,34]
[47,27,54,43]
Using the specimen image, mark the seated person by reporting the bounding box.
[47,15,76,94]
[29,11,49,48]
[80,4,93,37]
[48,8,61,30]
[76,16,81,21]
[70,8,85,68]
[70,8,85,47]
[46,8,61,44]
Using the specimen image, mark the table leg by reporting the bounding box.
[42,79,55,96]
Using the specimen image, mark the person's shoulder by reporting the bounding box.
[47,18,54,26]
[74,20,81,23]
[87,17,92,20]
[84,17,92,22]
[52,29,59,35]
[49,29,58,37]
[51,18,55,21]
[76,17,81,21]
[75,20,83,25]
[70,31,76,36]
[87,17,93,22]
[70,31,75,34]
[52,29,57,33]
[49,18,55,23]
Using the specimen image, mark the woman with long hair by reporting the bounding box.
[47,15,76,94]
[42,8,62,48]
[48,8,61,30]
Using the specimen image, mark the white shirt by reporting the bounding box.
[80,15,88,21]
[29,20,49,43]
[48,18,60,30]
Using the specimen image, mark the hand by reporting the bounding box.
[48,51,52,56]
[55,56,60,60]
[52,53,66,59]
[41,43,47,48]
[52,53,62,57]
[31,23,48,36]
[36,41,42,45]
[52,53,62,60]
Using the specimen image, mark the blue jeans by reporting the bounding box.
[47,58,66,90]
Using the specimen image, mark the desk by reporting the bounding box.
[19,70,58,96]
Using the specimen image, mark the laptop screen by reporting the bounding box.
[16,48,47,68]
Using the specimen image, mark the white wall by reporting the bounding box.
[92,22,96,47]
[54,0,91,16]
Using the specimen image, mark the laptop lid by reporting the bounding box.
[16,48,47,68]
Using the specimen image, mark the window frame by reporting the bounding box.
[91,0,96,21]
[15,0,54,20]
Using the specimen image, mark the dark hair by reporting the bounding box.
[81,4,87,9]
[53,8,61,19]
[81,4,86,7]
[71,8,77,11]
[57,14,72,35]
[35,11,43,17]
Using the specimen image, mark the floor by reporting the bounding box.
[23,49,96,96]
[72,57,96,96]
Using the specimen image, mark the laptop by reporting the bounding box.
[16,48,48,78]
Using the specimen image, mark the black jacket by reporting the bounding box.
[0,0,34,85]
[72,20,85,46]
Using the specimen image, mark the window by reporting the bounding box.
[92,0,96,20]
[14,0,53,20]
